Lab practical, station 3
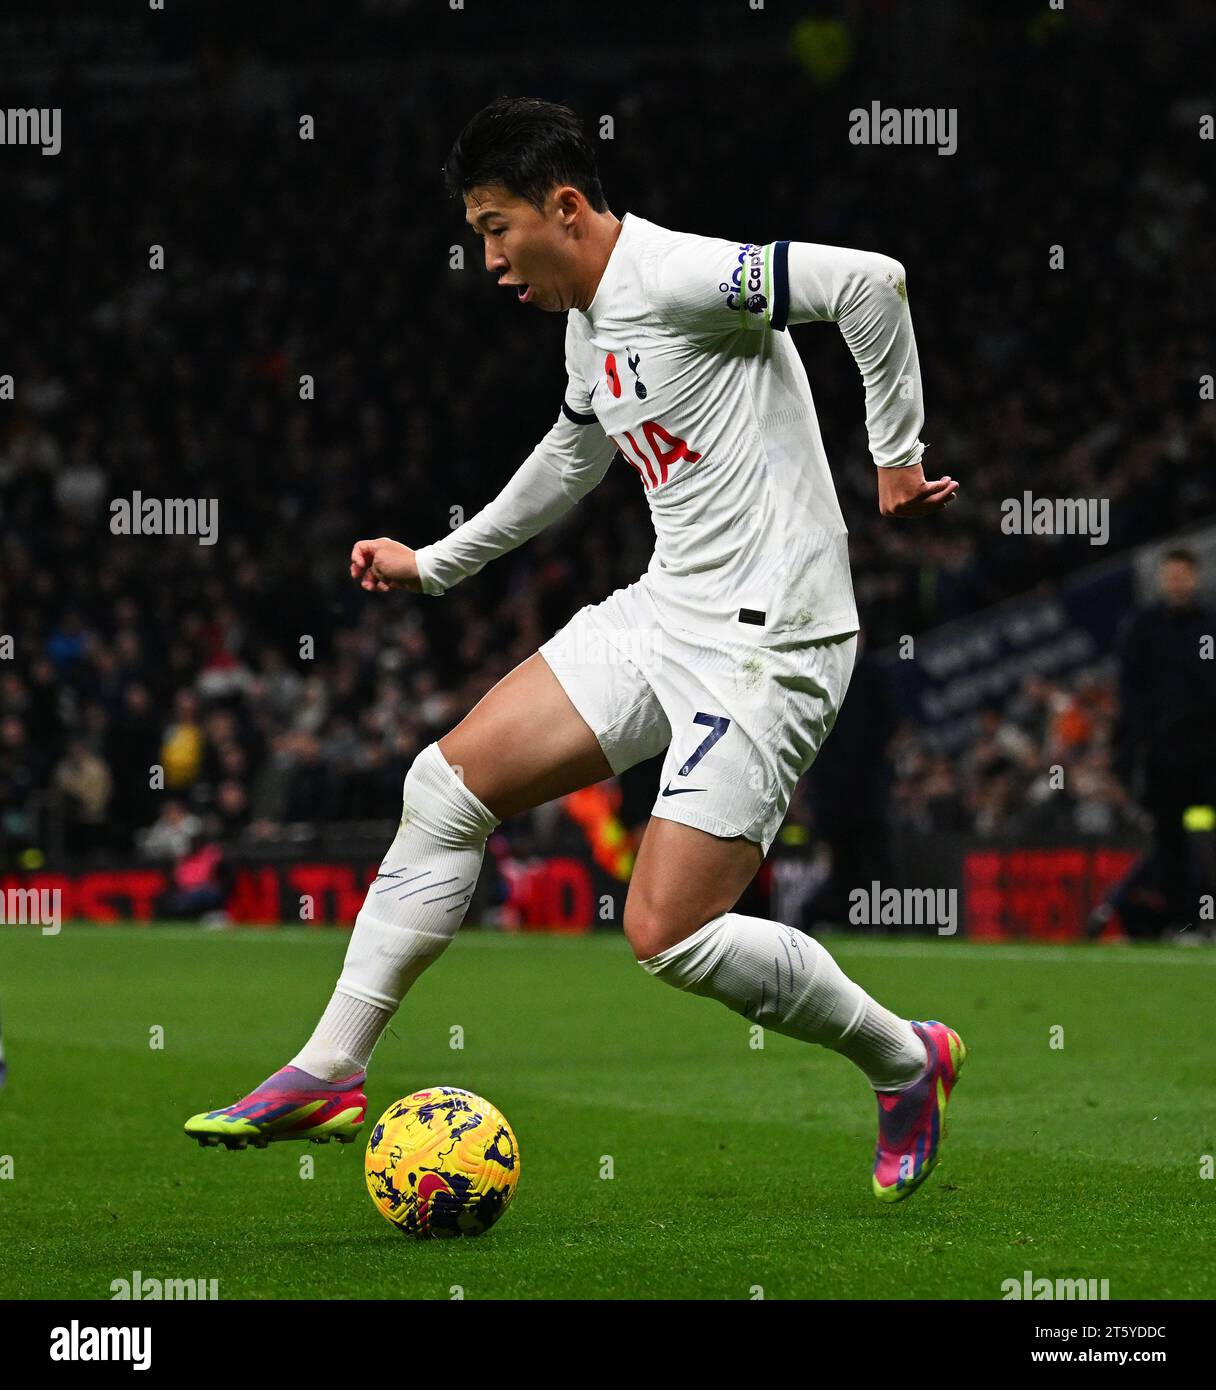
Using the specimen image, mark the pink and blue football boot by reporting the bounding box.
[184,1065,367,1149]
[871,1020,965,1203]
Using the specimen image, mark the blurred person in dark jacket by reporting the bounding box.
[1090,549,1216,938]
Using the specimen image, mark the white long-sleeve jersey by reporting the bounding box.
[414,213,926,643]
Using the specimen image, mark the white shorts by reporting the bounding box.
[539,578,858,855]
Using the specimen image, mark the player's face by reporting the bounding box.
[1159,558,1198,607]
[464,184,577,313]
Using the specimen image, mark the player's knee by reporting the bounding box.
[622,897,667,963]
[400,743,499,848]
[624,895,711,966]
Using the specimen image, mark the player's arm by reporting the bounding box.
[413,402,616,593]
[351,382,616,595]
[782,241,956,517]
[649,235,956,517]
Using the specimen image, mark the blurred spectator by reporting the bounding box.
[139,800,202,861]
[52,737,113,855]
[157,832,231,924]
[161,691,204,792]
[1090,550,1216,935]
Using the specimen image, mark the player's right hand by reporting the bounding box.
[876,464,959,518]
[349,537,422,593]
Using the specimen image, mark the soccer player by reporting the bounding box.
[186,98,965,1202]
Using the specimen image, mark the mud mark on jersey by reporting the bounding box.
[740,654,765,690]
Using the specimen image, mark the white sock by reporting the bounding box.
[291,991,390,1082]
[290,742,499,1082]
[640,912,927,1091]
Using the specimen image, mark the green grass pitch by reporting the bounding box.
[0,925,1212,1300]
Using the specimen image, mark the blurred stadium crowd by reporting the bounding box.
[886,675,1138,839]
[1,2,1212,873]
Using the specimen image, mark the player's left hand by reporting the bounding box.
[876,464,959,518]
[349,537,422,592]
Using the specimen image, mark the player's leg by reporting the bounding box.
[628,623,964,1202]
[295,652,612,1070]
[435,653,618,820]
[185,653,612,1149]
[627,817,964,1203]
[625,816,931,1089]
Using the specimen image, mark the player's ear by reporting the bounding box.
[553,185,583,227]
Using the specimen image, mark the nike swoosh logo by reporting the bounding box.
[661,785,705,796]
[589,381,599,400]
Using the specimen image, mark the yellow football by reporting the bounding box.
[365,1087,520,1238]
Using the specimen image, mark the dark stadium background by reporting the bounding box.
[2,0,1214,941]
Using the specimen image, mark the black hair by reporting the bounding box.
[1162,548,1197,567]
[444,97,607,213]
